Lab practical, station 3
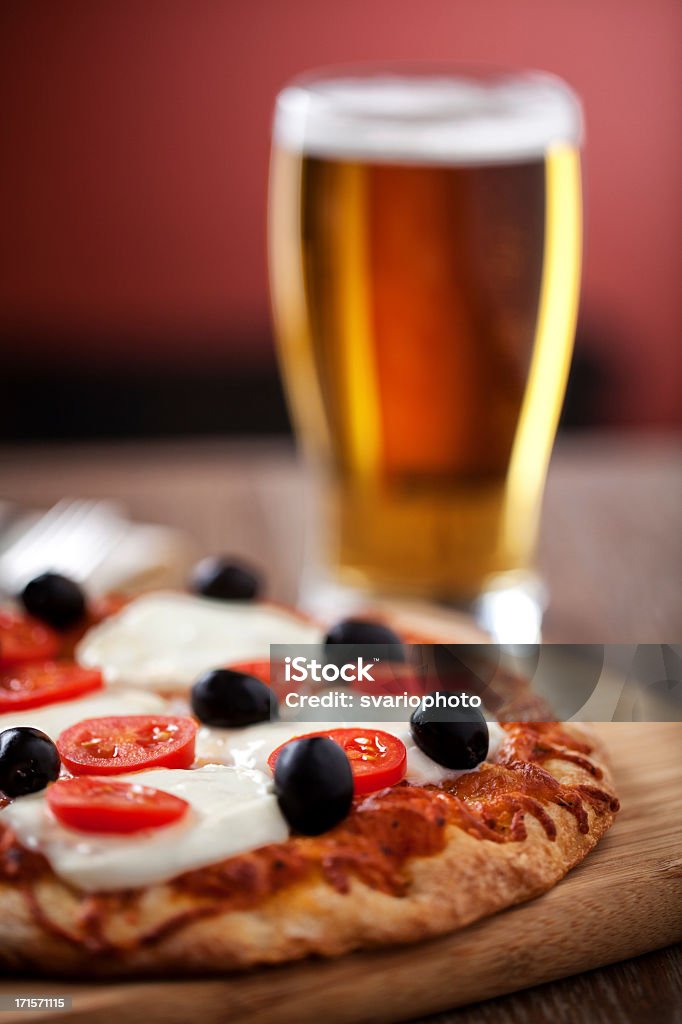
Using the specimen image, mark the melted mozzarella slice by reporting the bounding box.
[2,765,287,892]
[0,689,166,741]
[76,592,321,693]
[196,719,506,786]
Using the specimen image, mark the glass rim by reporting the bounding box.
[273,61,583,166]
[282,59,572,87]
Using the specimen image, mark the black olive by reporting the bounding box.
[324,618,405,665]
[410,691,489,769]
[20,572,86,630]
[274,736,353,835]
[191,668,277,728]
[0,727,61,797]
[190,557,262,601]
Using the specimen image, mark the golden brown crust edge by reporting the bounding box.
[0,724,619,977]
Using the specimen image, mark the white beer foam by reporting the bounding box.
[274,72,582,165]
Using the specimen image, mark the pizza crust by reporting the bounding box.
[0,724,618,977]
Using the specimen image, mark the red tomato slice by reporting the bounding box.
[226,659,271,685]
[47,776,189,834]
[57,715,197,775]
[268,728,407,795]
[0,661,103,713]
[352,662,429,698]
[226,658,293,702]
[0,612,60,668]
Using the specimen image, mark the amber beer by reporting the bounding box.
[269,70,582,598]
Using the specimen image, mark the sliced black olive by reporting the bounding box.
[274,736,353,835]
[191,668,277,728]
[410,691,489,769]
[0,727,61,797]
[324,618,405,665]
[20,572,86,630]
[190,557,262,601]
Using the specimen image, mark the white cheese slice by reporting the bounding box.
[76,592,321,693]
[2,764,288,892]
[196,718,505,786]
[0,689,166,741]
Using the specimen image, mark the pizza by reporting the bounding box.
[0,562,620,976]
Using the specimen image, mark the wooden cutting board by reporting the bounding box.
[2,722,681,1024]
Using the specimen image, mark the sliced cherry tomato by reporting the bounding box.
[352,661,430,698]
[267,728,407,795]
[226,659,271,685]
[0,612,60,668]
[225,659,297,704]
[57,715,197,775]
[0,661,103,713]
[47,776,189,834]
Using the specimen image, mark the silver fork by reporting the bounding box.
[0,499,128,597]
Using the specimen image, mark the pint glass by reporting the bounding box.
[269,66,582,603]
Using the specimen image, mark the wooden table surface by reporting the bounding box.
[1,431,680,641]
[1,430,681,1022]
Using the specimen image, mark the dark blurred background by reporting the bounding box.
[1,0,680,442]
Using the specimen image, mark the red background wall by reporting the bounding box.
[1,0,680,427]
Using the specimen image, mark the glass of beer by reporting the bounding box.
[268,65,582,629]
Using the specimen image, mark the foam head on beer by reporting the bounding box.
[274,71,582,164]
